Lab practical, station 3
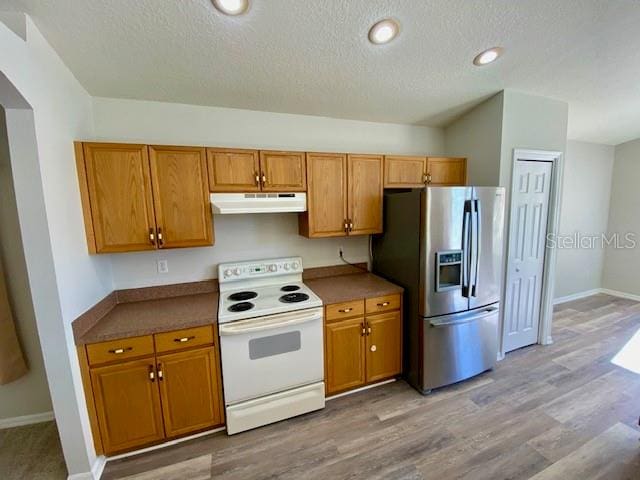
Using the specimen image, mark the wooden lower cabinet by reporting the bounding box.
[324,294,402,396]
[366,311,402,383]
[84,326,224,455]
[157,347,223,438]
[91,358,165,454]
[324,317,366,395]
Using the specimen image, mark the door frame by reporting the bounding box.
[499,149,564,358]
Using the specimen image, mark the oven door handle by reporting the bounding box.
[218,308,323,336]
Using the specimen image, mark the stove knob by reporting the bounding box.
[283,264,290,271]
[268,264,277,272]
[292,262,300,270]
[224,269,232,277]
[233,268,241,276]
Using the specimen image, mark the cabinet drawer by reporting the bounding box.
[86,335,154,366]
[366,294,401,314]
[326,300,365,322]
[154,325,214,354]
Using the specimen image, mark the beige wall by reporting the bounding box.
[444,92,503,186]
[555,140,614,298]
[0,107,52,420]
[602,137,640,296]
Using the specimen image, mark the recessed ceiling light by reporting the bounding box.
[473,47,504,66]
[368,19,399,45]
[212,0,249,16]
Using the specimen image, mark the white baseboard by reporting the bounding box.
[67,455,106,480]
[553,288,601,305]
[0,411,54,429]
[554,288,640,305]
[599,288,640,302]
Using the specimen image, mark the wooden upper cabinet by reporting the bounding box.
[90,358,164,454]
[157,347,223,438]
[80,143,156,253]
[207,148,260,192]
[384,155,427,188]
[259,151,306,192]
[426,157,467,186]
[299,153,348,238]
[365,311,402,383]
[347,154,383,235]
[149,146,213,249]
[325,317,366,395]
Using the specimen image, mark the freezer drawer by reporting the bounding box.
[421,304,499,392]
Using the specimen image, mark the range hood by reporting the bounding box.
[210,193,307,214]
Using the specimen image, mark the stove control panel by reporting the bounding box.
[219,257,303,282]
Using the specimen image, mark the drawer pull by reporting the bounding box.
[174,336,196,343]
[157,363,164,381]
[377,301,391,307]
[108,347,133,355]
[371,345,377,352]
[338,308,352,313]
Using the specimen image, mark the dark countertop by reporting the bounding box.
[77,292,219,345]
[306,272,403,305]
[73,268,403,346]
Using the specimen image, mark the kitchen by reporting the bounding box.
[1,2,640,480]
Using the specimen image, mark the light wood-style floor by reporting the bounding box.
[5,294,640,479]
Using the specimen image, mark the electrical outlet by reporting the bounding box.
[157,259,169,274]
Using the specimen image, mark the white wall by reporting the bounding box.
[0,107,53,419]
[92,97,445,289]
[603,137,640,296]
[555,140,614,298]
[0,15,112,478]
[444,92,504,186]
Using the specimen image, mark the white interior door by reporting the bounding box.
[503,160,553,352]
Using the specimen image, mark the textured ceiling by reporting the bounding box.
[2,0,640,145]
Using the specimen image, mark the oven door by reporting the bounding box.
[218,307,324,405]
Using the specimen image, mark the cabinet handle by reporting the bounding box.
[349,221,354,232]
[157,363,163,381]
[157,227,164,248]
[148,365,155,382]
[426,173,432,184]
[255,171,260,186]
[149,228,156,246]
[261,173,267,185]
[108,347,133,355]
[338,308,352,313]
[377,301,390,307]
[344,220,349,234]
[370,345,377,352]
[361,323,366,336]
[174,336,196,343]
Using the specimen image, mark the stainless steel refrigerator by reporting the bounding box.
[372,187,505,394]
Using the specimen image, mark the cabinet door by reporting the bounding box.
[149,146,213,249]
[384,156,427,188]
[90,358,164,454]
[427,157,467,185]
[259,151,306,192]
[299,153,348,238]
[347,154,383,235]
[207,148,260,192]
[83,143,156,253]
[157,347,223,438]
[365,311,402,383]
[325,317,366,395]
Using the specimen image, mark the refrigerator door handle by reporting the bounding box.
[472,198,482,297]
[430,305,499,327]
[462,206,471,297]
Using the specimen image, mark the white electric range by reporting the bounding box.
[217,257,325,435]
